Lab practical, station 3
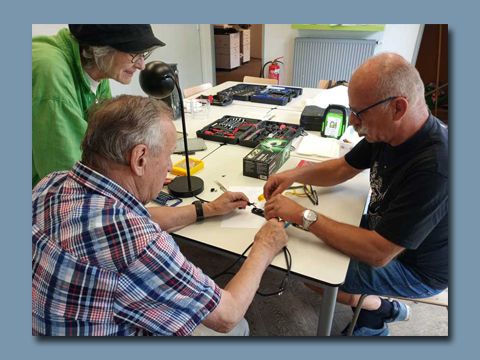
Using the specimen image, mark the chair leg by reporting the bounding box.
[347,294,368,336]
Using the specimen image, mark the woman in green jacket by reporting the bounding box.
[32,25,165,186]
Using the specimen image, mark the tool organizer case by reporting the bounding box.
[196,115,304,148]
[196,93,233,106]
[217,84,303,106]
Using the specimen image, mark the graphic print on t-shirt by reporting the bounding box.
[368,161,389,229]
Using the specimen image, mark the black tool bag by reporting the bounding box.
[300,105,325,131]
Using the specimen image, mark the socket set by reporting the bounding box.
[217,84,303,106]
[196,115,305,147]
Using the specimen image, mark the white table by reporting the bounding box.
[177,100,305,138]
[163,83,369,336]
[174,145,369,281]
[196,81,334,112]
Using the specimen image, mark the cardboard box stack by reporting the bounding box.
[215,32,240,70]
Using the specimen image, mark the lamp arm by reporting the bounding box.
[171,76,193,191]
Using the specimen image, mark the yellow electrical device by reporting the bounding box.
[171,157,204,176]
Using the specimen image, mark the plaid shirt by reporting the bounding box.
[32,162,221,336]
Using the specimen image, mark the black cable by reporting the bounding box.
[212,243,253,280]
[200,142,227,161]
[212,242,292,297]
[256,246,292,297]
[193,193,293,295]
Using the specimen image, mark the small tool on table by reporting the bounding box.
[215,180,292,229]
[214,180,256,207]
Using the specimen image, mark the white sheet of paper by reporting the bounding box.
[294,134,340,158]
[221,186,266,229]
[305,86,349,108]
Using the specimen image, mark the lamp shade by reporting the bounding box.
[139,61,176,99]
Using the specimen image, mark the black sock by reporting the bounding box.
[353,298,393,329]
[355,309,384,329]
[376,298,394,319]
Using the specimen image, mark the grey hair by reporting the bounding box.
[81,45,117,72]
[371,53,426,107]
[81,95,173,170]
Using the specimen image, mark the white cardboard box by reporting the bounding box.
[240,29,250,63]
[215,32,240,69]
[215,52,240,69]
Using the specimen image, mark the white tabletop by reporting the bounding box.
[177,102,304,137]
[162,82,370,286]
[189,81,338,113]
[162,82,368,335]
[167,144,370,286]
[172,98,307,165]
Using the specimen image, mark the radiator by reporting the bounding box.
[292,38,377,88]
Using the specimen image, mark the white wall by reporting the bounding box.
[32,24,422,90]
[263,24,423,86]
[32,24,211,96]
[263,25,297,85]
[375,24,424,63]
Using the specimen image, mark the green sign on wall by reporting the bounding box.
[291,24,385,32]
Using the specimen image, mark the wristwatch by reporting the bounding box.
[302,209,318,231]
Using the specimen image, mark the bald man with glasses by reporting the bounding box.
[263,52,448,336]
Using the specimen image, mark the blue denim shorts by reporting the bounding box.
[339,259,444,299]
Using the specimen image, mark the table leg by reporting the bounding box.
[316,285,338,336]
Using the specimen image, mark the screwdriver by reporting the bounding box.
[215,180,256,207]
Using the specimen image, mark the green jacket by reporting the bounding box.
[32,28,111,187]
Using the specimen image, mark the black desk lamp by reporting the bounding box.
[140,61,204,197]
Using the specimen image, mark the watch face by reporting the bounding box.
[305,210,317,222]
[303,209,318,230]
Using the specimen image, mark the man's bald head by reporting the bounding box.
[351,52,426,109]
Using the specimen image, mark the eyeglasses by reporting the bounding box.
[129,50,153,64]
[284,184,318,206]
[303,184,318,206]
[349,96,399,121]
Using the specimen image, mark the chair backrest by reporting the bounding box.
[318,80,333,89]
[318,79,349,89]
[183,82,213,98]
[243,76,278,85]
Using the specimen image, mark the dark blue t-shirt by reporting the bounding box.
[345,114,448,289]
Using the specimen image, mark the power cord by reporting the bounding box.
[257,246,291,297]
[200,143,227,161]
[193,192,292,296]
[212,242,292,297]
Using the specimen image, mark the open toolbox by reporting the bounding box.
[216,84,303,106]
[196,115,305,148]
[196,93,233,106]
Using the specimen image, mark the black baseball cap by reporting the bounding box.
[68,24,166,53]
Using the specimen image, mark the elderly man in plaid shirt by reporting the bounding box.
[32,95,288,336]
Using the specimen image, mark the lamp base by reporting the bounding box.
[168,176,204,198]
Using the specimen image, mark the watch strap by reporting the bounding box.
[193,200,204,222]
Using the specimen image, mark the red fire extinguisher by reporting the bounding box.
[261,57,284,84]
